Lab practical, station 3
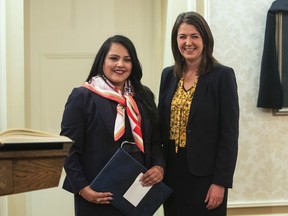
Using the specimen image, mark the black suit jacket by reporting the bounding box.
[61,86,165,194]
[158,64,239,188]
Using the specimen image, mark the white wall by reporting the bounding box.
[0,0,8,215]
[208,0,288,209]
[0,0,7,130]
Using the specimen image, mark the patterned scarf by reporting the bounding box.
[83,76,144,153]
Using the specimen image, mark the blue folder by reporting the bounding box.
[90,143,172,216]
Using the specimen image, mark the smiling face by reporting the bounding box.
[177,23,204,65]
[102,43,132,91]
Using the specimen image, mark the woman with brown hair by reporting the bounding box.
[158,11,239,216]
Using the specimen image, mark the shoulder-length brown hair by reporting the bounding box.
[171,11,218,78]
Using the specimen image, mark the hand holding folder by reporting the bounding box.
[90,141,172,216]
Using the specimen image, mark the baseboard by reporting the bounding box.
[228,200,288,208]
[228,201,288,216]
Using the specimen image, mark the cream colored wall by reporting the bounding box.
[0,0,7,215]
[207,0,288,215]
[0,0,7,131]
[5,0,25,129]
[1,0,26,215]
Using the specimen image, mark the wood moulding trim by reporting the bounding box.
[228,200,288,208]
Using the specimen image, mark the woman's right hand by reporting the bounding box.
[79,185,113,204]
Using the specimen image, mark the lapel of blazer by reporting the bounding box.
[188,74,209,121]
[90,92,115,137]
[166,75,179,125]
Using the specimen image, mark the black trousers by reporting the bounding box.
[163,142,228,216]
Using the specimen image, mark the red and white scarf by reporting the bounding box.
[83,76,144,153]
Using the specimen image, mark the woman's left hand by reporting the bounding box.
[205,184,225,210]
[140,165,164,186]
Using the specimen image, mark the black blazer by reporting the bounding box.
[61,86,165,194]
[158,64,239,188]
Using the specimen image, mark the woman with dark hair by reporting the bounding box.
[61,35,165,216]
[158,12,239,215]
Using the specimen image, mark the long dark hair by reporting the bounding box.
[171,11,218,78]
[86,35,158,124]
